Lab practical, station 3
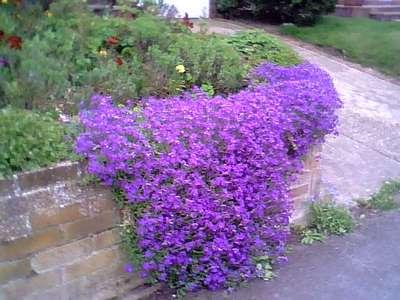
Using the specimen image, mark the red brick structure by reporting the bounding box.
[336,0,400,21]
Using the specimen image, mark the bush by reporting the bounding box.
[76,62,340,293]
[0,108,70,178]
[310,202,354,235]
[0,1,244,111]
[217,0,337,25]
[227,30,301,66]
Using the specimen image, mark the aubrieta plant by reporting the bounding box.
[76,62,341,294]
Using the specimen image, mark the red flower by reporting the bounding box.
[106,36,119,46]
[182,13,194,29]
[115,57,123,66]
[0,31,4,42]
[7,35,22,50]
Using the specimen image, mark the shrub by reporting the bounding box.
[216,0,241,18]
[216,0,337,25]
[310,202,354,235]
[76,62,340,293]
[0,2,244,111]
[262,0,337,26]
[0,108,70,178]
[227,30,301,66]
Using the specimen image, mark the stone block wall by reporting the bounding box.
[0,163,157,300]
[290,146,322,225]
[0,149,320,299]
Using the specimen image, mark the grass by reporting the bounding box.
[309,202,354,236]
[362,180,400,210]
[281,16,400,77]
[292,201,354,246]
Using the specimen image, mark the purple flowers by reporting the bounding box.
[76,62,341,292]
[0,57,9,68]
[124,263,134,273]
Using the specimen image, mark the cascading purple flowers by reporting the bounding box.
[76,62,341,292]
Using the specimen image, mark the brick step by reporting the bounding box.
[370,11,400,20]
[363,0,400,5]
[364,5,400,12]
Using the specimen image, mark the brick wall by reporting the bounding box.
[0,163,158,300]
[290,146,322,225]
[0,149,320,299]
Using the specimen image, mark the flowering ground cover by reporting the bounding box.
[76,62,341,294]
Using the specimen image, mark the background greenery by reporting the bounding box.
[217,0,336,25]
[0,0,244,112]
[281,16,400,77]
[0,108,72,178]
[0,0,300,176]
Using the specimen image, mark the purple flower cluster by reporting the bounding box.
[76,63,341,291]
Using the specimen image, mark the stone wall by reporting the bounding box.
[290,146,322,224]
[0,162,158,300]
[0,149,320,299]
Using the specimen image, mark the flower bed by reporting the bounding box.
[76,62,341,294]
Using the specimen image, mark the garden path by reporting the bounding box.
[194,19,400,206]
[190,210,400,300]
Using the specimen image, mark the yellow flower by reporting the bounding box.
[175,64,185,74]
[45,11,53,17]
[98,49,108,57]
[1,0,8,4]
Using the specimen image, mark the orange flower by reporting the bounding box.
[7,35,22,50]
[106,36,119,46]
[182,13,194,29]
[115,57,123,66]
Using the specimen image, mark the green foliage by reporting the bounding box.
[0,108,70,178]
[167,35,245,93]
[253,255,275,280]
[0,1,244,111]
[113,188,148,272]
[310,202,354,236]
[216,0,240,17]
[366,180,400,211]
[300,229,325,245]
[201,83,215,97]
[281,16,400,77]
[227,30,301,66]
[216,0,336,25]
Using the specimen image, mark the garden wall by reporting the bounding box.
[0,162,159,300]
[0,149,320,299]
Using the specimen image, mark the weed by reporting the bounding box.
[310,202,354,236]
[300,229,325,245]
[253,256,275,281]
[367,180,400,210]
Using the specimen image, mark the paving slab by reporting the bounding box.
[190,210,400,300]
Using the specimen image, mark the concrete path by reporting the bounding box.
[191,210,400,300]
[195,20,400,206]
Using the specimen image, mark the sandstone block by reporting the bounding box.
[17,162,80,191]
[0,270,62,300]
[289,183,310,199]
[0,259,32,284]
[0,227,64,261]
[92,228,121,251]
[31,237,93,273]
[30,203,86,231]
[61,211,115,242]
[63,247,120,282]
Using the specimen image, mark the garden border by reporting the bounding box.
[0,147,320,298]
